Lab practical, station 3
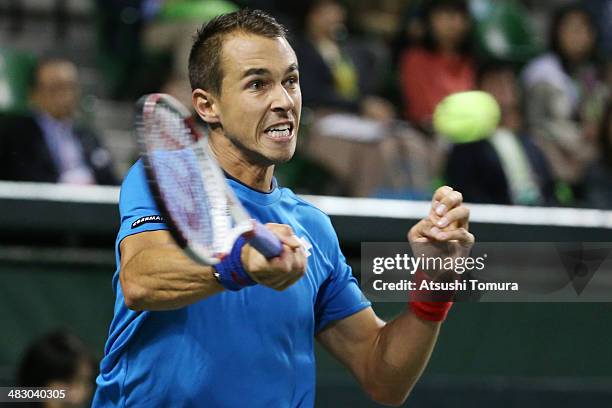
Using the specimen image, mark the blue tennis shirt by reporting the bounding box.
[93,160,371,407]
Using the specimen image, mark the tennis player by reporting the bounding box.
[93,9,473,407]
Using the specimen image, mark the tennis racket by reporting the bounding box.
[135,93,283,266]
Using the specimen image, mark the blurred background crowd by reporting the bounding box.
[0,0,610,208]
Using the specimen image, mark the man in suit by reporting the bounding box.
[0,57,117,185]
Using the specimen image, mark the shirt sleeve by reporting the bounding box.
[314,225,371,334]
[116,160,169,248]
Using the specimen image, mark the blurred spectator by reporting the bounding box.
[399,0,475,130]
[295,0,438,198]
[445,62,556,205]
[585,102,612,208]
[0,57,117,185]
[142,0,238,107]
[295,0,392,117]
[16,329,96,408]
[522,3,607,197]
[349,0,407,41]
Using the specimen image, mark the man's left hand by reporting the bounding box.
[407,186,474,277]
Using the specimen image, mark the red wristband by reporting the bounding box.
[409,270,454,322]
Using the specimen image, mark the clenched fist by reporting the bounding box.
[408,186,474,278]
[242,223,307,291]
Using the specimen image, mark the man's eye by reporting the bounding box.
[285,76,299,86]
[248,80,264,90]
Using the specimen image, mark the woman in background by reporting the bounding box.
[522,3,607,200]
[399,0,475,131]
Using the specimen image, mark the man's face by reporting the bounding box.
[213,33,301,166]
[31,61,79,120]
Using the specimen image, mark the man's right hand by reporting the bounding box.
[241,223,307,291]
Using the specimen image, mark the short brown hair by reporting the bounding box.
[188,9,288,94]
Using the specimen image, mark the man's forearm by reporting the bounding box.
[121,245,223,311]
[365,310,441,404]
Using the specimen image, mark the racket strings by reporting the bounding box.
[148,103,234,255]
[193,143,233,253]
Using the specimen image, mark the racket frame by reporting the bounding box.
[137,93,255,266]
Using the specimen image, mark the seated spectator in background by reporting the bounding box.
[585,102,612,208]
[17,329,96,408]
[142,0,238,107]
[445,62,556,205]
[399,0,475,130]
[0,58,117,185]
[295,0,395,122]
[295,0,438,198]
[522,4,607,198]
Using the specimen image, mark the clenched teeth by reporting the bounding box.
[266,129,291,138]
[265,124,291,132]
[265,123,292,139]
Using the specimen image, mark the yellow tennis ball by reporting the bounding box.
[433,91,501,143]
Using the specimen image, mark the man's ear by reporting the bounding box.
[192,89,220,125]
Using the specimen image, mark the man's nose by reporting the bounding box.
[270,84,295,112]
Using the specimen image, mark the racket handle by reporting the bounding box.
[246,222,284,259]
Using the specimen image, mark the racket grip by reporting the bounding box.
[247,222,283,259]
